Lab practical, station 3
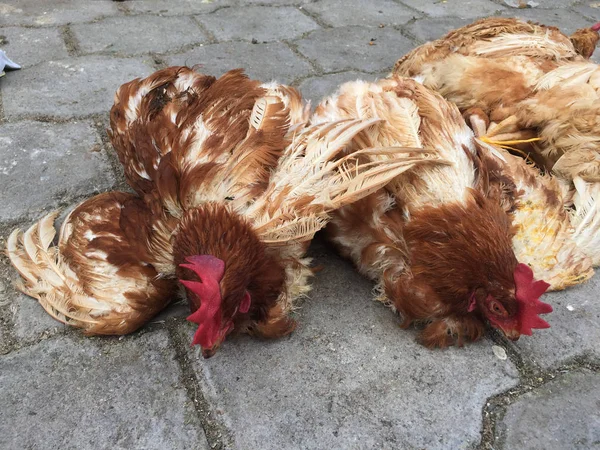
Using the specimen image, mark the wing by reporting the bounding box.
[109,67,308,217]
[6,192,177,335]
[313,76,474,211]
[246,118,436,246]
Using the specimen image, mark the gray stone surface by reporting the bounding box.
[196,6,319,43]
[404,17,483,43]
[183,250,519,450]
[2,56,154,118]
[11,292,65,342]
[298,71,388,106]
[500,8,594,36]
[511,274,600,369]
[503,0,579,8]
[497,370,600,450]
[0,121,114,221]
[71,15,206,56]
[400,0,505,18]
[0,331,209,449]
[0,26,68,67]
[124,0,313,13]
[166,41,313,84]
[574,2,600,22]
[304,0,418,27]
[123,0,230,15]
[0,0,119,26]
[295,27,415,73]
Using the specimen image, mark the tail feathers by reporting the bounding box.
[6,213,104,328]
[570,177,600,266]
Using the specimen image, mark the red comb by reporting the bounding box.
[592,22,600,32]
[179,255,225,348]
[514,263,552,336]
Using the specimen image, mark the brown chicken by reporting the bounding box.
[394,17,600,184]
[312,76,554,348]
[7,67,425,357]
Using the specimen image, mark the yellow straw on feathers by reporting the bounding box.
[479,136,542,165]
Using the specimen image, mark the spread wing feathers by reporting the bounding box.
[570,177,600,266]
[5,193,176,335]
[492,151,594,290]
[110,67,307,217]
[313,77,475,209]
[248,119,433,245]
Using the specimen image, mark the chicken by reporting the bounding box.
[312,76,554,348]
[468,110,600,288]
[393,17,600,184]
[7,67,426,357]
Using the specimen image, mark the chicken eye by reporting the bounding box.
[489,300,508,317]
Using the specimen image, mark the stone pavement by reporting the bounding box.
[1,0,599,448]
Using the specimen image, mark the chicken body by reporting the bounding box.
[8,67,425,356]
[314,77,553,347]
[394,17,600,184]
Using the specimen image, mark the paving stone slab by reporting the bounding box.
[303,0,417,27]
[181,248,519,450]
[72,15,206,56]
[399,0,505,19]
[511,274,600,369]
[403,17,477,43]
[196,6,319,42]
[1,55,154,119]
[0,121,114,222]
[298,71,388,106]
[500,8,594,36]
[124,0,313,13]
[10,292,65,342]
[0,26,68,67]
[574,2,600,22]
[0,0,119,26]
[503,0,578,8]
[0,331,209,450]
[238,0,314,4]
[496,369,600,450]
[123,0,232,15]
[295,27,415,73]
[166,41,313,85]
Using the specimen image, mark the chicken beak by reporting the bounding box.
[200,323,232,358]
[499,326,521,341]
[201,345,219,359]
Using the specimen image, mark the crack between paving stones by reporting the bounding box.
[0,91,6,124]
[391,0,431,17]
[60,25,81,56]
[190,15,218,44]
[295,5,332,29]
[166,322,234,450]
[282,38,324,75]
[92,120,131,192]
